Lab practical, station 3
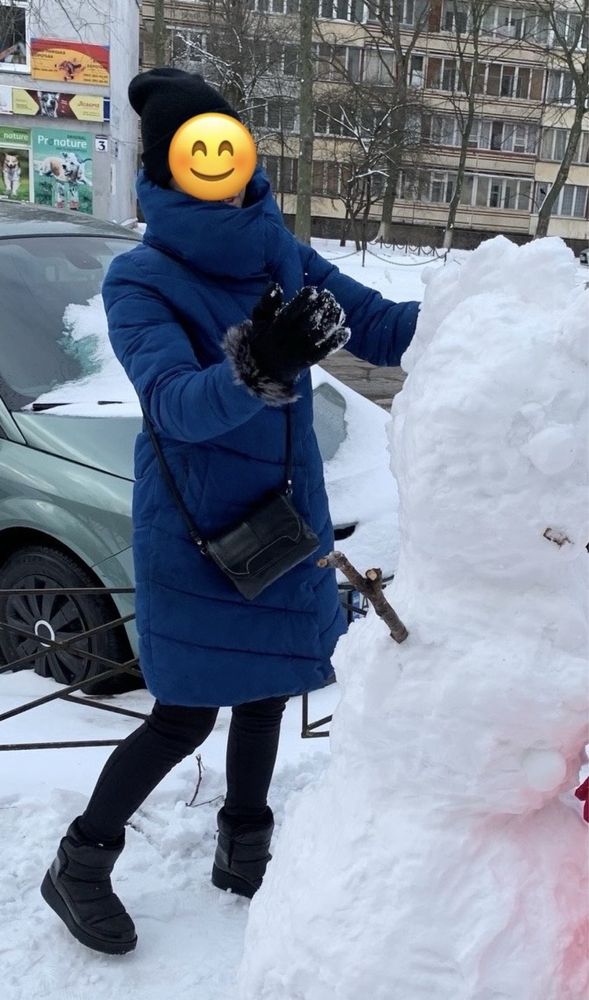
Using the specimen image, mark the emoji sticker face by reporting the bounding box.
[168,113,257,201]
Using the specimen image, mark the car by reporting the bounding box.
[0,202,399,693]
[579,248,588,266]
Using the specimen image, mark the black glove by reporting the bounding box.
[224,282,350,404]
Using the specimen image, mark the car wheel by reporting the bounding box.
[0,545,142,695]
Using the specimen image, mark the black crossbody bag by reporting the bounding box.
[141,406,320,601]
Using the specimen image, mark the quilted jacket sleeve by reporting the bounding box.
[298,242,420,368]
[102,251,266,443]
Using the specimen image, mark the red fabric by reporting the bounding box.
[574,778,589,823]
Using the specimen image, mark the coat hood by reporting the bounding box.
[137,167,294,283]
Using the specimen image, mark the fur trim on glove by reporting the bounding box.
[223,322,300,406]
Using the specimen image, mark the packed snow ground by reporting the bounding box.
[1,238,587,1000]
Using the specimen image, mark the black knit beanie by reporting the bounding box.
[128,68,239,188]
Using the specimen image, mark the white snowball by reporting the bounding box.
[522,425,577,475]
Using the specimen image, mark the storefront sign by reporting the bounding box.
[32,127,93,214]
[12,89,105,122]
[31,39,110,86]
[0,124,31,202]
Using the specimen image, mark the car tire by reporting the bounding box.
[0,545,142,695]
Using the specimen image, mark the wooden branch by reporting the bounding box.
[317,551,409,643]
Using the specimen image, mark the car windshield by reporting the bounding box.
[0,235,136,410]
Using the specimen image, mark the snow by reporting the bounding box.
[238,236,589,1000]
[2,235,588,1000]
[26,294,137,416]
[1,671,336,1000]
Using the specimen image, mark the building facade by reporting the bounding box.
[141,0,588,248]
[0,0,139,221]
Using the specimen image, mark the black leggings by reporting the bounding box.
[78,695,288,844]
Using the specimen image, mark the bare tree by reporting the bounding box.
[165,0,297,118]
[295,0,314,243]
[152,0,167,66]
[314,1,432,242]
[526,0,588,237]
[318,98,391,255]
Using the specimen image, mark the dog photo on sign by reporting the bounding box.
[0,149,29,201]
[35,148,92,213]
[38,92,61,118]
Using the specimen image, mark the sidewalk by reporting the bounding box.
[320,350,406,410]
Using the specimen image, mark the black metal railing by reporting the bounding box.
[0,581,377,749]
[0,587,147,751]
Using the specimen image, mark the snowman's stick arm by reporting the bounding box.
[317,551,409,643]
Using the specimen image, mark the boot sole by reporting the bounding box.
[211,863,257,899]
[40,870,137,955]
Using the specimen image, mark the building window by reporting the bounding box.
[363,47,395,85]
[425,114,537,155]
[538,182,589,218]
[311,161,345,197]
[0,0,29,73]
[403,169,534,212]
[423,170,455,204]
[314,103,354,137]
[365,0,392,22]
[553,10,588,50]
[251,99,299,133]
[426,57,464,92]
[478,3,585,44]
[496,121,538,154]
[314,43,361,82]
[400,0,430,27]
[481,175,532,210]
[312,0,364,20]
[443,1,469,33]
[409,54,424,88]
[546,70,576,105]
[481,5,536,42]
[249,0,298,11]
[260,154,298,192]
[282,44,300,77]
[484,63,543,101]
[541,128,589,164]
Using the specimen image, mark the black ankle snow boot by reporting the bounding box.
[211,806,274,899]
[40,819,137,955]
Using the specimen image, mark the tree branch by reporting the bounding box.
[317,551,409,643]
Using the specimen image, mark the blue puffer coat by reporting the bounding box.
[103,169,419,707]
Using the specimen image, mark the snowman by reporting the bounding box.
[238,236,589,1000]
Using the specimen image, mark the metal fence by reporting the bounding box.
[0,587,146,751]
[0,583,370,750]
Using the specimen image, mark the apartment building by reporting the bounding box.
[140,1,589,247]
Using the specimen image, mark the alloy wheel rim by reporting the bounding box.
[5,573,92,684]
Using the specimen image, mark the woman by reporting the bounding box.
[41,68,420,955]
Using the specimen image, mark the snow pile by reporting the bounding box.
[28,294,138,414]
[238,236,589,1000]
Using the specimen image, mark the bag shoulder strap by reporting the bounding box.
[140,405,207,554]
